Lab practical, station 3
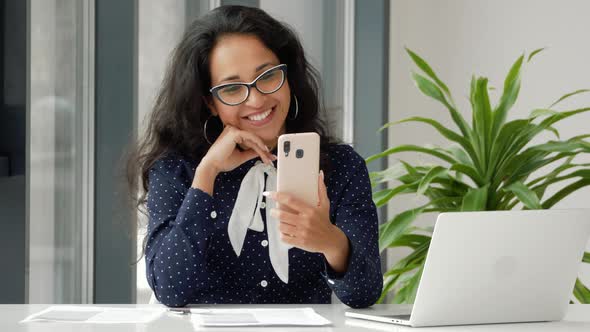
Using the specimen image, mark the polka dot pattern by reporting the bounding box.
[145,144,382,308]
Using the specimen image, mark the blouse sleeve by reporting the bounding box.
[321,149,383,308]
[144,159,220,307]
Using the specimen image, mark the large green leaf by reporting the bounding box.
[549,89,590,108]
[379,207,425,252]
[487,119,533,181]
[494,108,590,177]
[503,150,552,185]
[529,108,559,119]
[373,188,397,205]
[390,240,430,271]
[411,72,473,139]
[366,144,457,164]
[461,185,489,211]
[527,47,545,62]
[450,163,485,187]
[537,107,590,130]
[385,240,429,303]
[378,275,400,304]
[406,48,454,104]
[418,166,447,195]
[370,163,408,186]
[383,264,422,277]
[387,234,431,250]
[393,266,424,304]
[445,145,473,166]
[501,156,588,209]
[490,115,589,187]
[527,156,577,196]
[381,117,480,169]
[471,77,494,166]
[491,54,524,139]
[530,139,590,153]
[573,278,590,303]
[412,72,448,106]
[374,182,418,207]
[503,181,542,209]
[542,178,590,208]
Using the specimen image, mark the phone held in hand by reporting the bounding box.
[277,132,320,207]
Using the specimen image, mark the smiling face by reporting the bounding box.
[206,34,290,150]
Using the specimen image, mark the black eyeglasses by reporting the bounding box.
[209,64,288,106]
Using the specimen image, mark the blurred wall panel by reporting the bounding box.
[0,0,26,303]
[28,0,93,303]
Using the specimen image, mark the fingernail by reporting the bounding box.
[271,154,277,160]
[320,170,324,178]
[265,145,270,152]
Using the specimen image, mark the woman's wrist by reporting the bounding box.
[323,225,350,274]
[192,163,220,195]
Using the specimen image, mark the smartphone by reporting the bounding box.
[277,132,320,207]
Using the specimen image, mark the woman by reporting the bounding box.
[129,5,382,308]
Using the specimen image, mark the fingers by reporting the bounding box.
[278,221,297,236]
[318,170,328,207]
[278,219,299,246]
[264,191,312,214]
[280,232,298,246]
[239,138,273,165]
[270,208,299,226]
[232,129,276,165]
[271,208,300,245]
[233,130,266,152]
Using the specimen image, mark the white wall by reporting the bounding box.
[388,0,590,294]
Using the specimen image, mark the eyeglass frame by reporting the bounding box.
[209,64,288,106]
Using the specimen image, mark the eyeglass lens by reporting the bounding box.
[216,67,284,105]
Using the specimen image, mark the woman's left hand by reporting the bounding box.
[266,171,350,273]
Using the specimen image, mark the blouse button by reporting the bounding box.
[259,202,266,209]
[261,240,269,247]
[210,211,217,219]
[260,280,268,288]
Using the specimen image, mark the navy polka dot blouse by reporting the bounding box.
[145,143,383,308]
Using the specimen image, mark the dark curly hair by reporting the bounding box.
[127,5,339,214]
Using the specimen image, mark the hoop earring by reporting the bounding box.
[203,115,215,145]
[289,95,299,120]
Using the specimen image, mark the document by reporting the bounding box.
[190,307,331,326]
[20,306,165,324]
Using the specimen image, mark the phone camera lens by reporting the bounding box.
[296,149,304,159]
[284,141,291,157]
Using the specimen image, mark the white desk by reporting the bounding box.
[1,304,589,331]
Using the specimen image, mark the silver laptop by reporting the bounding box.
[346,210,590,327]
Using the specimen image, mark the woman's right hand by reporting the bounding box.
[199,124,276,174]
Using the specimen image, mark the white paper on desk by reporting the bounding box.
[190,307,331,326]
[20,306,165,324]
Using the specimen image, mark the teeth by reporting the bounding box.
[248,109,272,121]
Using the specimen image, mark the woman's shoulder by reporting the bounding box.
[150,152,199,184]
[323,143,369,184]
[324,143,366,168]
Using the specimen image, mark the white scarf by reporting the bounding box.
[227,161,292,283]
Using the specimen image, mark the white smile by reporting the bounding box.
[247,109,273,121]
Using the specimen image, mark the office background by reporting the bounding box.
[1,0,588,304]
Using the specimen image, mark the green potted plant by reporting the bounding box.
[367,48,590,304]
